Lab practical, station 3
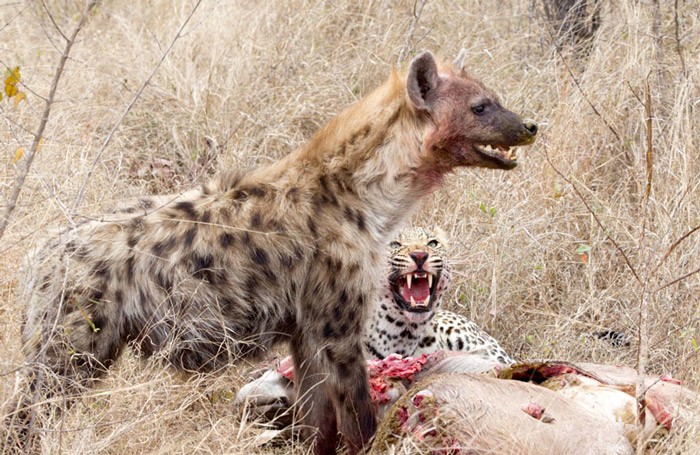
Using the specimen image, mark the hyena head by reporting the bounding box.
[407,51,537,173]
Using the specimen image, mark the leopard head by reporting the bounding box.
[386,227,451,323]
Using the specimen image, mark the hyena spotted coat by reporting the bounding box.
[9,52,537,454]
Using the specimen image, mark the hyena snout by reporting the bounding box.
[522,118,538,137]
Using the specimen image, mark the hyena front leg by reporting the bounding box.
[290,330,339,454]
[292,310,376,453]
[325,344,376,454]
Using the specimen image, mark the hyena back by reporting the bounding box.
[9,51,536,454]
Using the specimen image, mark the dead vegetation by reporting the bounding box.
[0,0,698,453]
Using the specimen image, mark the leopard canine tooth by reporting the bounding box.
[410,295,417,307]
[428,273,433,288]
[424,294,431,307]
[407,273,412,290]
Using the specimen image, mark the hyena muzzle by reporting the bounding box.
[4,51,536,454]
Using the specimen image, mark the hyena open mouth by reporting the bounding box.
[475,144,520,167]
[473,126,537,170]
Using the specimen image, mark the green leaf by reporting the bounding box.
[576,244,591,255]
[489,207,496,218]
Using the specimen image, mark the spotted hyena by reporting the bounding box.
[7,51,537,454]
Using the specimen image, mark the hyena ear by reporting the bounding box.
[407,51,440,111]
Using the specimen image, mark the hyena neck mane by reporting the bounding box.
[248,70,426,239]
[247,52,537,240]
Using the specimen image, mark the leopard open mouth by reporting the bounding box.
[391,271,438,313]
[474,144,519,169]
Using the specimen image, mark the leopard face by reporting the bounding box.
[386,227,451,324]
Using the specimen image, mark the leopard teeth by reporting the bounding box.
[424,294,431,307]
[428,273,433,288]
[407,273,412,290]
[410,295,416,307]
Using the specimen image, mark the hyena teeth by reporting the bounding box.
[406,273,412,290]
[428,273,433,288]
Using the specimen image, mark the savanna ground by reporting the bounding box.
[0,0,698,453]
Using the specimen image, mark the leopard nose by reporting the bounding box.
[523,119,538,136]
[410,251,429,268]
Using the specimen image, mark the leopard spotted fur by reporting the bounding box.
[365,227,513,364]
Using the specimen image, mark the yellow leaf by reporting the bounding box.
[5,83,17,97]
[4,66,21,98]
[12,147,23,163]
[12,91,26,108]
[5,66,20,84]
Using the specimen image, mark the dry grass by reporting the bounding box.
[1,0,698,453]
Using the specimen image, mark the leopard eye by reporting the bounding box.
[389,241,401,249]
[427,239,439,248]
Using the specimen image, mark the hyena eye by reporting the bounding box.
[389,241,401,249]
[427,239,439,248]
[472,105,485,115]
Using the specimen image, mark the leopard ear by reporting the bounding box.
[407,51,439,111]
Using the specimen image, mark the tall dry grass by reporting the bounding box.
[0,0,698,453]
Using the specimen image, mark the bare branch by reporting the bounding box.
[643,79,653,206]
[397,0,427,66]
[0,0,97,243]
[674,0,687,76]
[654,224,700,273]
[636,77,654,249]
[544,144,641,284]
[655,265,700,293]
[71,0,204,212]
[544,18,621,143]
[41,0,69,43]
[634,78,654,452]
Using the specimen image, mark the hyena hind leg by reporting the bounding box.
[3,309,125,452]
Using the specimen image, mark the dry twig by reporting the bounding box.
[0,1,97,243]
[674,0,687,76]
[544,145,641,284]
[635,79,655,455]
[397,0,427,66]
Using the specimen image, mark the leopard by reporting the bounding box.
[365,226,514,364]
[5,51,537,454]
